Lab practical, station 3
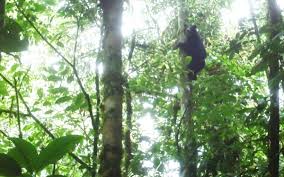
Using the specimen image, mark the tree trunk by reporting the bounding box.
[0,0,4,61]
[99,1,124,177]
[124,80,133,176]
[123,35,135,176]
[266,0,282,176]
[177,0,198,176]
[0,0,5,29]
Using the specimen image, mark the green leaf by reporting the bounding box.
[67,75,74,83]
[33,3,46,12]
[37,135,83,171]
[55,96,72,104]
[10,64,20,73]
[74,93,85,107]
[44,0,56,5]
[49,87,68,94]
[0,153,22,176]
[0,65,5,71]
[46,175,66,177]
[250,58,268,75]
[21,173,33,177]
[47,75,61,82]
[0,81,8,96]
[56,41,64,48]
[37,88,44,98]
[9,138,38,173]
[65,93,84,111]
[44,110,53,114]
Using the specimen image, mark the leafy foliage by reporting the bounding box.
[0,153,22,176]
[0,0,283,176]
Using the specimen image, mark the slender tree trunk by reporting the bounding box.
[123,35,135,176]
[124,80,133,176]
[266,0,282,176]
[0,0,5,60]
[99,1,124,177]
[0,0,4,28]
[177,0,198,176]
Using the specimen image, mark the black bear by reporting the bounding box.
[174,25,206,80]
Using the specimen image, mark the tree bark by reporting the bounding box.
[99,0,124,177]
[266,0,282,176]
[124,80,133,176]
[0,0,5,29]
[177,0,198,176]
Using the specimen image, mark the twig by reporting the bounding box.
[0,73,13,87]
[8,98,15,119]
[14,79,23,139]
[70,17,97,175]
[0,129,9,138]
[92,24,104,177]
[73,17,80,66]
[0,108,29,117]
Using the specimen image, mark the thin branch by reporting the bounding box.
[0,73,14,87]
[71,20,95,137]
[70,16,97,176]
[73,18,80,66]
[8,98,15,118]
[14,1,73,66]
[92,25,104,177]
[0,129,9,138]
[19,91,55,139]
[16,1,96,147]
[145,3,160,36]
[0,73,91,171]
[127,34,136,62]
[0,109,29,117]
[3,52,22,64]
[13,1,94,172]
[248,0,261,43]
[18,68,30,91]
[14,79,23,139]
[72,64,96,142]
[18,92,91,171]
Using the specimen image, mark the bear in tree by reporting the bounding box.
[174,25,206,80]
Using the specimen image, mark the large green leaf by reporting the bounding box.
[8,138,38,173]
[37,135,83,171]
[46,175,66,177]
[0,153,22,176]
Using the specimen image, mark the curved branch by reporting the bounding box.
[14,1,73,66]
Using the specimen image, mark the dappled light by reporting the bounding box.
[0,0,283,177]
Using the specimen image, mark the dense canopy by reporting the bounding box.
[0,0,283,177]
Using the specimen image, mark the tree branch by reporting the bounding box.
[1,73,91,171]
[14,1,73,66]
[14,79,23,139]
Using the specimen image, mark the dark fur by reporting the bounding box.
[174,25,206,80]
